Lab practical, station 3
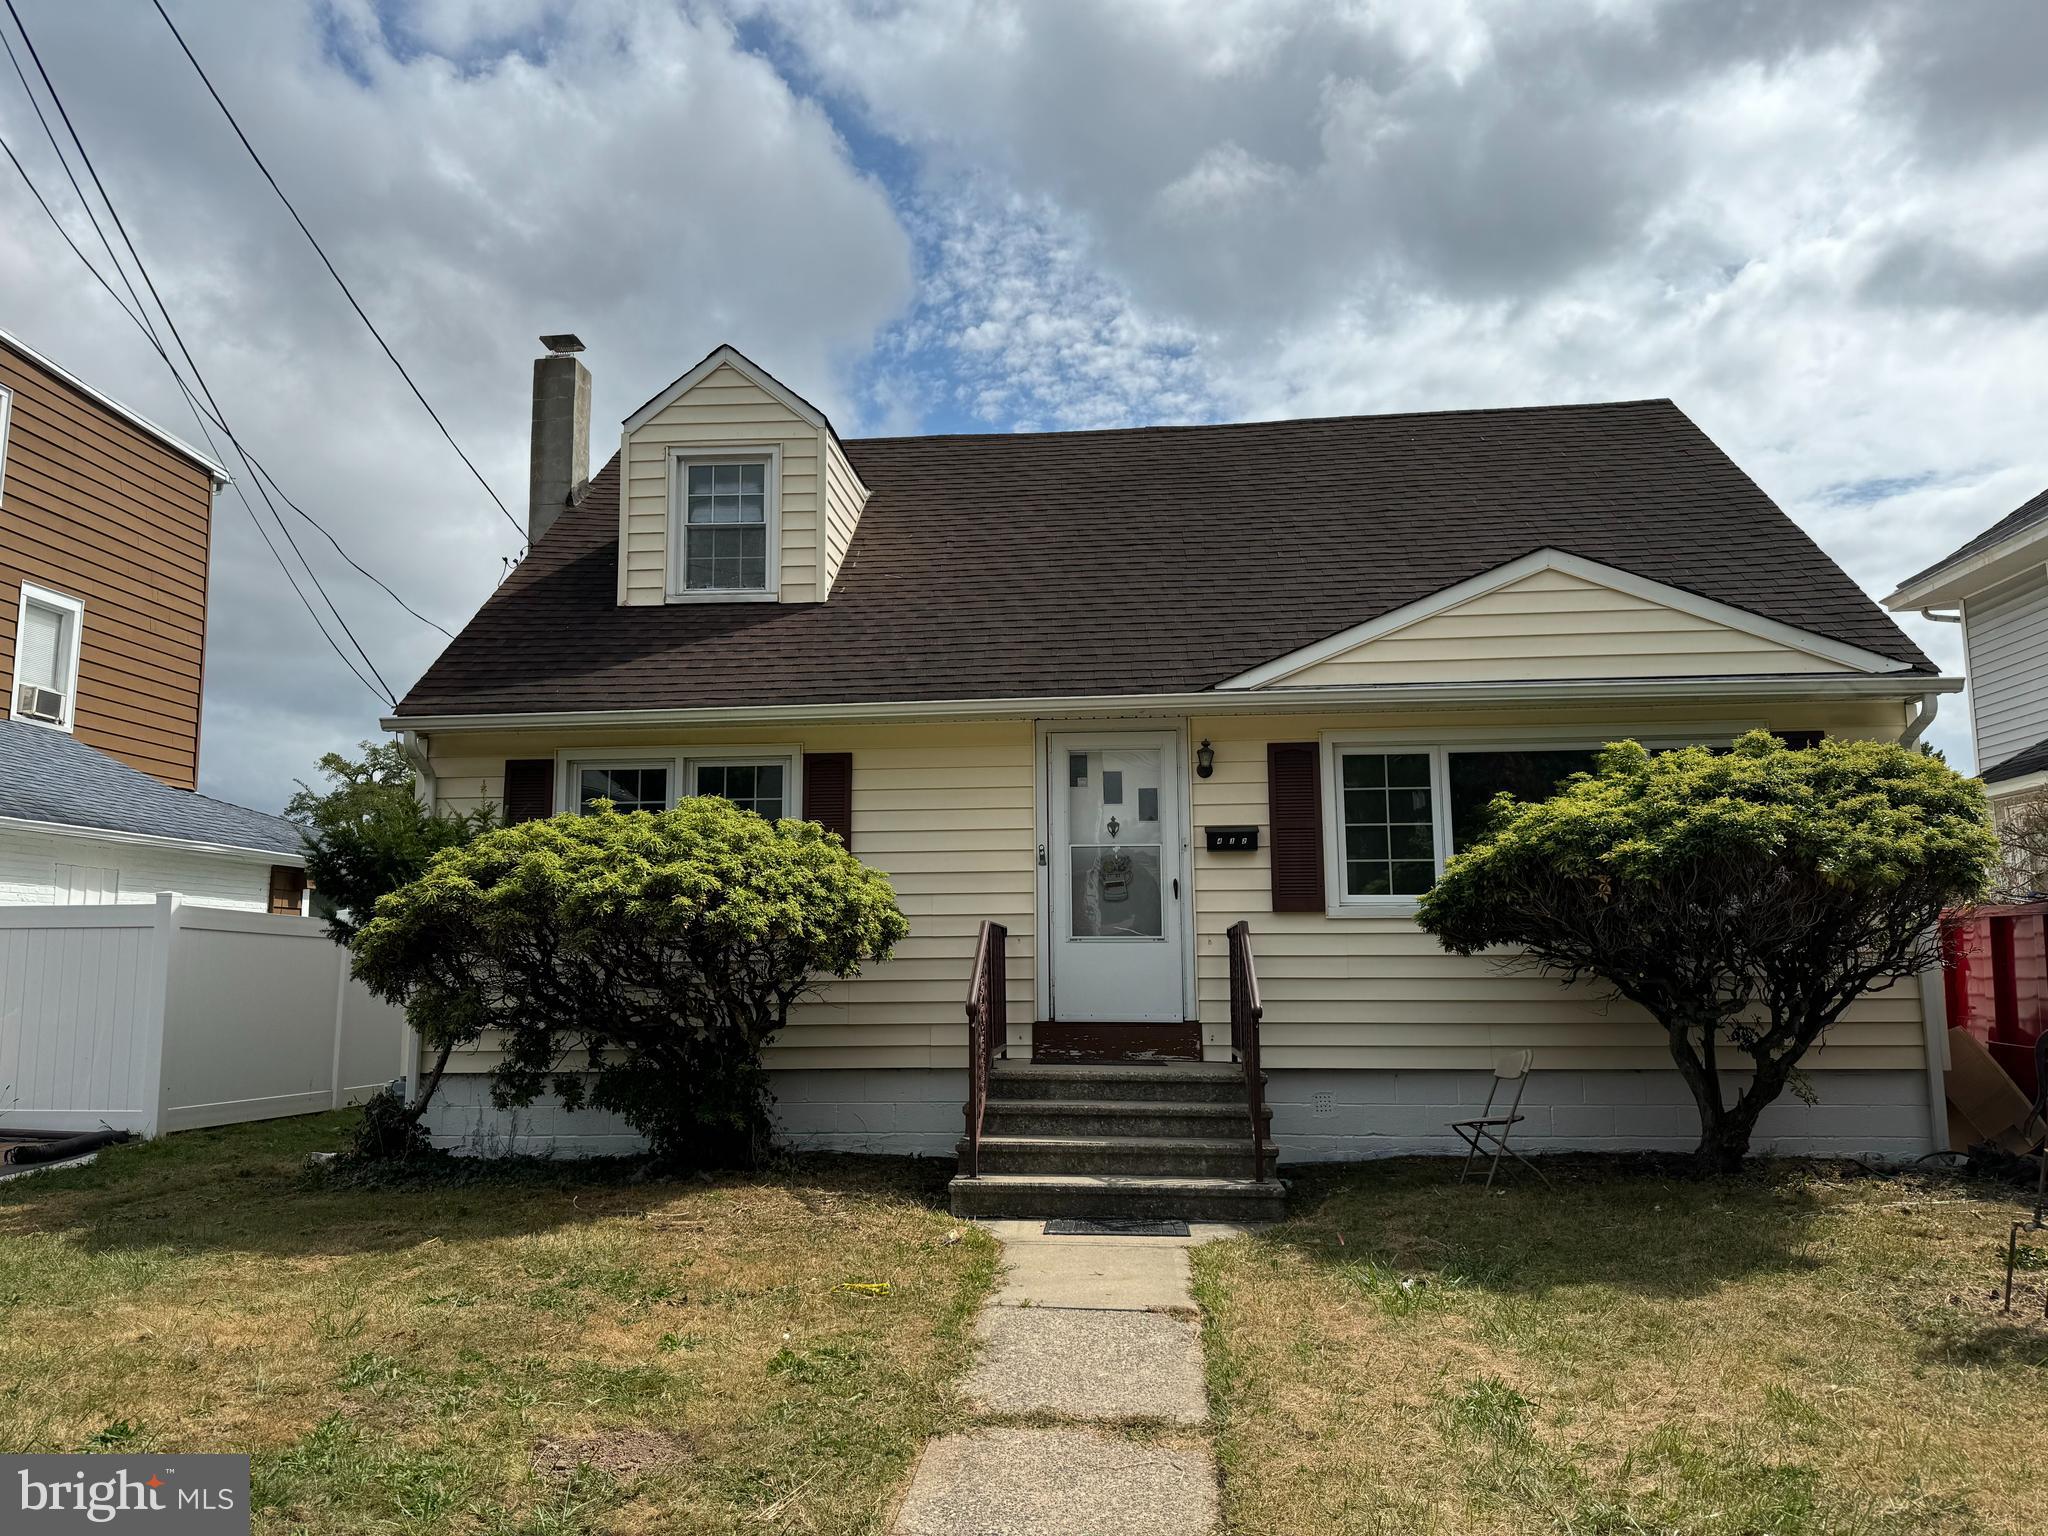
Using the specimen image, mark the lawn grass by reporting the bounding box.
[1192,1158,2048,1536]
[0,1113,998,1534]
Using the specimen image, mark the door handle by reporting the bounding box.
[1172,877,1180,899]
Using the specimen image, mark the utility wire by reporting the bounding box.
[2,0,399,704]
[150,0,526,542]
[0,128,455,642]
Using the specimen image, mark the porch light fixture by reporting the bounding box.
[1195,739,1215,779]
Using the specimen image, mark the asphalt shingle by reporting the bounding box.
[396,398,1932,718]
[0,718,303,856]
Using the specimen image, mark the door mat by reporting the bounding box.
[1043,1218,1190,1237]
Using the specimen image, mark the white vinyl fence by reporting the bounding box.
[0,893,406,1137]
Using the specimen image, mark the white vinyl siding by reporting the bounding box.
[1281,566,1858,686]
[1963,567,2048,773]
[0,825,273,910]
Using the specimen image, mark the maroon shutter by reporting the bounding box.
[503,759,554,824]
[1267,741,1325,913]
[803,752,854,848]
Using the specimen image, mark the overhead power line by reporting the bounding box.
[150,0,527,542]
[1,2,397,705]
[0,130,455,642]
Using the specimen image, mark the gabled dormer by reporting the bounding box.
[614,345,869,607]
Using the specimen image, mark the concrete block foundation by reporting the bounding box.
[419,1064,1933,1162]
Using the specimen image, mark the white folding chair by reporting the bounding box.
[1453,1050,1551,1190]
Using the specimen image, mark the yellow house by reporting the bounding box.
[386,341,1958,1218]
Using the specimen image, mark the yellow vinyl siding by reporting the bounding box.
[424,721,1035,1073]
[421,698,1925,1081]
[621,363,824,605]
[1280,567,1858,686]
[820,429,869,597]
[1188,706,1928,1073]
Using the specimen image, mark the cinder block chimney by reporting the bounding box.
[528,334,590,545]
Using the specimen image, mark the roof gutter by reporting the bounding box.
[0,814,303,865]
[383,672,1963,734]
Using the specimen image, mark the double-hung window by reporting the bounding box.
[563,751,798,822]
[689,758,787,820]
[669,449,778,599]
[10,583,84,730]
[573,763,670,815]
[1324,738,1673,913]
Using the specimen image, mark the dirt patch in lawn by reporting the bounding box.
[533,1428,695,1483]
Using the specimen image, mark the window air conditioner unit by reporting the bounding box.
[15,682,64,723]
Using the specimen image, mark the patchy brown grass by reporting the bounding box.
[0,1113,997,1534]
[1192,1158,2048,1536]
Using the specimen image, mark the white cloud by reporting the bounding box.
[4,0,2038,794]
[0,0,912,807]
[763,0,2048,765]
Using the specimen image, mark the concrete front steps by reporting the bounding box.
[949,1061,1286,1222]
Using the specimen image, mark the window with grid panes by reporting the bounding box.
[1339,751,1437,897]
[681,460,768,590]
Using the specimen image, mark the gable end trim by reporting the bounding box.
[622,344,832,440]
[1214,548,1915,690]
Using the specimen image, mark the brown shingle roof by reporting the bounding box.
[395,398,1931,718]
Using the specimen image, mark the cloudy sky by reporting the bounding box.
[2,0,2043,807]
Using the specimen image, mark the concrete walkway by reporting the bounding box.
[891,1220,1246,1536]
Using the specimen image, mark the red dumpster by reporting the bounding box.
[1943,900,2048,1101]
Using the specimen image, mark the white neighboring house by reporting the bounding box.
[0,716,306,913]
[1885,487,2048,811]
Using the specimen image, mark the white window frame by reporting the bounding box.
[666,444,781,603]
[551,746,803,822]
[10,581,85,732]
[564,759,676,816]
[683,750,801,821]
[0,384,13,508]
[1319,724,1751,918]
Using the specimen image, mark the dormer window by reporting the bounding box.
[668,447,780,601]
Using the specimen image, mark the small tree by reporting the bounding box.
[1417,731,1996,1173]
[350,799,909,1167]
[286,740,496,944]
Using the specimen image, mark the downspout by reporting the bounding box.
[1901,680,1954,1153]
[1920,944,1952,1157]
[395,728,432,1101]
[1899,692,1939,752]
[1917,608,1962,624]
[399,729,435,813]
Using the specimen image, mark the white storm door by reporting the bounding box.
[1047,732,1185,1023]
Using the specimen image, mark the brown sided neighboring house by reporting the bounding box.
[388,340,1960,1216]
[0,328,302,912]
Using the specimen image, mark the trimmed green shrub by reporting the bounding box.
[1417,731,1995,1172]
[351,798,909,1167]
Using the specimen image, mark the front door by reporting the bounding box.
[1046,731,1187,1032]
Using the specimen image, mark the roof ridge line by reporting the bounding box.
[847,396,1681,447]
